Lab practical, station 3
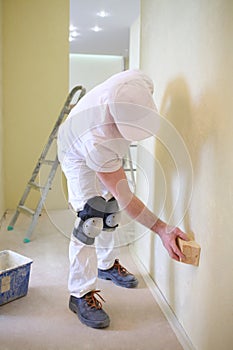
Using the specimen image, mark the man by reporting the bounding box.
[57,69,188,329]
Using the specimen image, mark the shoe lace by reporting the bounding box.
[84,290,105,310]
[113,259,130,276]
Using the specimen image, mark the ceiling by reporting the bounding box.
[69,0,140,57]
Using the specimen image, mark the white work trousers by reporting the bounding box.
[59,151,119,298]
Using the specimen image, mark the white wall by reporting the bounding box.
[133,1,233,349]
[69,54,124,92]
[129,16,141,69]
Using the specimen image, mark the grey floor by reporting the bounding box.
[0,210,183,350]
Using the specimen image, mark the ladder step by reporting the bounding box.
[64,107,70,114]
[40,159,56,165]
[29,181,44,190]
[18,205,35,216]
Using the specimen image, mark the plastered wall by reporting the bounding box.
[0,0,4,218]
[2,0,69,210]
[133,1,233,349]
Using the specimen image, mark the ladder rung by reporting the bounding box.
[40,159,56,165]
[18,205,35,216]
[64,107,70,114]
[29,182,44,190]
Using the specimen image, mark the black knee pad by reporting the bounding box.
[103,197,121,231]
[72,196,121,245]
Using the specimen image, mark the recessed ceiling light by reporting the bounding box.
[90,25,103,32]
[69,24,77,31]
[70,30,80,38]
[97,10,109,18]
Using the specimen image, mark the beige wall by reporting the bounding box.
[0,0,4,218]
[2,0,69,210]
[134,1,233,349]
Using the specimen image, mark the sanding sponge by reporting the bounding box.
[177,238,201,266]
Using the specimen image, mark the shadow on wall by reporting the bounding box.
[159,77,194,233]
[149,76,194,309]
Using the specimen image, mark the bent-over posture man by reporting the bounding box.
[57,69,187,329]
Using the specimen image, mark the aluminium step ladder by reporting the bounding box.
[7,85,86,243]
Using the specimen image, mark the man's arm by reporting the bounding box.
[97,167,188,261]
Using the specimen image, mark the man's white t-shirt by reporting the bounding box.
[57,69,159,173]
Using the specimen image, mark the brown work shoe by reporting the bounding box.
[69,290,110,328]
[98,259,138,288]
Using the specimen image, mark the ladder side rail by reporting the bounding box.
[35,86,86,164]
[8,182,33,228]
[49,85,86,138]
[127,148,136,190]
[24,157,60,242]
[7,209,20,230]
[24,86,86,183]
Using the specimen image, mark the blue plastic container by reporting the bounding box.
[0,250,33,305]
